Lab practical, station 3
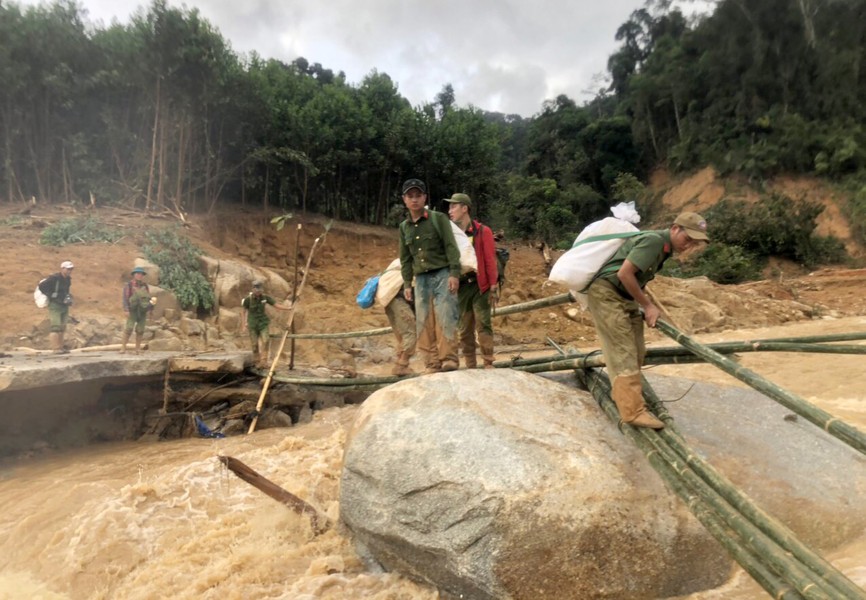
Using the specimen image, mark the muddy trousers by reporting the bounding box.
[248,321,270,363]
[457,279,495,368]
[587,279,663,429]
[414,267,459,369]
[385,295,417,375]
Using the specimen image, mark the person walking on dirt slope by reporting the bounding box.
[398,178,462,374]
[241,280,292,368]
[39,260,75,353]
[446,192,499,369]
[121,266,154,354]
[587,212,709,429]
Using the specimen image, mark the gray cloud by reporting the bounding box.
[22,0,710,116]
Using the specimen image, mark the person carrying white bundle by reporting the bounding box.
[548,202,643,307]
[376,259,417,377]
[587,211,709,430]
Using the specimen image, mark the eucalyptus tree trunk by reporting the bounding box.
[156,109,166,209]
[146,76,161,211]
[174,116,185,207]
[797,0,818,49]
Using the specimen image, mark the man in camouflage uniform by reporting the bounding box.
[121,266,154,354]
[241,280,292,367]
[398,178,462,373]
[588,212,709,430]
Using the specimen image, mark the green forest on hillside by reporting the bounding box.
[1,0,865,279]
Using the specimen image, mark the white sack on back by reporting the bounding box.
[375,259,404,308]
[548,217,640,307]
[451,222,477,275]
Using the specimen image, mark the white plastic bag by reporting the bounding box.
[375,259,404,307]
[548,217,642,306]
[451,222,477,275]
[34,280,49,308]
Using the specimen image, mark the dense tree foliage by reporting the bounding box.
[1,0,864,271]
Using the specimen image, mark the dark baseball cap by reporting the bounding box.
[444,193,472,209]
[402,179,427,194]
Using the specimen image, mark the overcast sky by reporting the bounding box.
[20,0,713,117]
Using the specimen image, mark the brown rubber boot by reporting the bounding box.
[134,332,143,355]
[120,330,130,353]
[611,374,664,430]
[463,354,478,369]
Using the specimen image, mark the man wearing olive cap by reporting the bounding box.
[446,192,499,369]
[398,178,462,373]
[241,279,293,368]
[587,211,709,429]
[121,266,154,354]
[38,260,75,353]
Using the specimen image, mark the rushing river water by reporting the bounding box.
[1,319,865,600]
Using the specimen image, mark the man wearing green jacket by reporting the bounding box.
[241,280,292,368]
[588,212,709,429]
[398,178,462,373]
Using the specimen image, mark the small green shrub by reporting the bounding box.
[663,243,763,284]
[706,194,848,267]
[39,217,123,246]
[142,228,215,312]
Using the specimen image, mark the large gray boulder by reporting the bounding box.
[340,369,730,600]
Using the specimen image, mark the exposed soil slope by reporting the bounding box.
[2,199,865,370]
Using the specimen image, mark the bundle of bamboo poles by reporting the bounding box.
[576,368,866,600]
[279,292,576,340]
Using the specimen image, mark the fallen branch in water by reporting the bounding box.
[218,455,329,534]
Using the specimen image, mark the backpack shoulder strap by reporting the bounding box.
[572,230,645,249]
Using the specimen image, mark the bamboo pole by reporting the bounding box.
[289,223,301,370]
[655,422,866,599]
[248,223,331,434]
[654,319,866,457]
[218,455,329,534]
[619,370,862,598]
[578,370,838,599]
[647,341,866,357]
[279,292,576,340]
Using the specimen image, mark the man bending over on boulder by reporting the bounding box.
[587,212,709,429]
[241,280,292,368]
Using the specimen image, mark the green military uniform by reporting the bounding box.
[588,231,671,380]
[242,290,276,358]
[399,210,461,371]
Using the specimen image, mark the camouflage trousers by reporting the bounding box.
[587,279,646,380]
[414,267,459,368]
[384,295,417,356]
[125,308,148,334]
[457,278,494,367]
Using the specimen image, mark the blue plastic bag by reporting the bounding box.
[356,274,380,309]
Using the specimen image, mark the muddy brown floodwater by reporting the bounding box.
[1,317,864,600]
